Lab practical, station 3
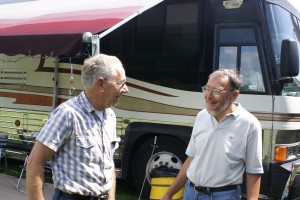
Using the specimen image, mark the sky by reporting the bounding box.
[288,0,300,12]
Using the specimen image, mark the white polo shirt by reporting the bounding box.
[186,103,263,187]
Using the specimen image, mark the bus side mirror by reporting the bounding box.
[280,39,299,78]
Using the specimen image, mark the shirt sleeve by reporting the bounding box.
[185,114,201,157]
[245,119,264,174]
[36,106,73,152]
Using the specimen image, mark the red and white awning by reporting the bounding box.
[0,0,162,56]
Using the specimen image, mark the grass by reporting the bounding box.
[0,158,140,200]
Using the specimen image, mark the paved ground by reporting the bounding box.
[0,173,54,200]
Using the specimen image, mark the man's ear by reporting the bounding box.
[232,90,239,101]
[97,77,105,91]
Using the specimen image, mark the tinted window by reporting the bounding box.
[240,46,264,92]
[164,3,198,53]
[219,46,237,68]
[136,7,164,53]
[266,3,300,96]
[102,1,203,92]
[219,28,256,43]
[218,27,265,92]
[136,3,198,54]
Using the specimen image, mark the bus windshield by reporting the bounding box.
[266,2,300,96]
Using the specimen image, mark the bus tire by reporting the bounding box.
[131,136,187,198]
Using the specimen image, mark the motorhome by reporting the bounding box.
[0,0,300,199]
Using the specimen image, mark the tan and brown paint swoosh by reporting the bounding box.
[3,56,300,122]
[2,91,300,123]
[0,92,66,107]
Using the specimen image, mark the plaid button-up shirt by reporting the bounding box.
[37,91,118,196]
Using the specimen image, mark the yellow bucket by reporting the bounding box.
[150,177,184,200]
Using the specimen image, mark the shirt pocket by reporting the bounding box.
[76,137,95,158]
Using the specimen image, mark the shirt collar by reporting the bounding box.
[221,102,242,118]
[231,102,242,118]
[79,91,112,120]
[79,91,95,113]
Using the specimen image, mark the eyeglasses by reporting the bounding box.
[202,86,233,96]
[105,79,127,88]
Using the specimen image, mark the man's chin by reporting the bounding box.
[207,110,216,115]
[111,100,119,107]
[207,107,220,116]
[206,106,215,113]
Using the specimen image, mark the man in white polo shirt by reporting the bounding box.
[161,68,263,200]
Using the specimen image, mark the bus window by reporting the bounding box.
[266,3,300,96]
[136,2,198,54]
[266,3,300,67]
[128,2,201,91]
[219,46,237,68]
[217,27,265,92]
[240,46,265,92]
[136,6,164,53]
[164,3,198,53]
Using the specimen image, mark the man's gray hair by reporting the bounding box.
[210,68,242,90]
[81,54,123,88]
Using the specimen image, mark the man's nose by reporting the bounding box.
[204,90,214,98]
[122,83,129,93]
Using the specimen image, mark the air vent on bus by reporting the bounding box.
[0,70,27,85]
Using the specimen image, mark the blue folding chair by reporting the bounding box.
[0,133,8,174]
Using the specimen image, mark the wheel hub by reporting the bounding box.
[146,151,182,183]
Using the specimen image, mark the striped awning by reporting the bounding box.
[0,0,162,56]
